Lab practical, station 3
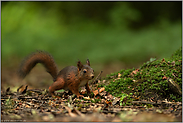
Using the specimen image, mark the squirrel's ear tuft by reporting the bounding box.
[77,60,83,70]
[86,59,90,66]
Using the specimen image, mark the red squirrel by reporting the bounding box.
[18,50,94,98]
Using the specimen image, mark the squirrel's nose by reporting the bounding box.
[92,76,94,79]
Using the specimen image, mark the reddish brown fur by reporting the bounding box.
[18,50,94,98]
[18,51,58,81]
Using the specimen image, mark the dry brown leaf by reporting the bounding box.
[83,96,90,100]
[25,105,30,108]
[118,73,122,78]
[112,98,120,105]
[93,87,105,97]
[162,76,167,80]
[105,100,112,105]
[107,93,113,100]
[99,87,105,93]
[17,85,28,93]
[6,87,10,93]
[130,69,139,76]
[93,90,99,97]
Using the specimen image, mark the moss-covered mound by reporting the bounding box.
[99,47,182,102]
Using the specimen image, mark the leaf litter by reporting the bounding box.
[1,83,182,122]
[1,48,182,122]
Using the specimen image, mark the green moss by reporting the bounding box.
[102,47,182,102]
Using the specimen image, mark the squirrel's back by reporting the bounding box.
[18,51,58,81]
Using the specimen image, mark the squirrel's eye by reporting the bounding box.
[83,69,87,73]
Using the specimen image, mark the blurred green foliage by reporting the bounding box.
[1,1,182,68]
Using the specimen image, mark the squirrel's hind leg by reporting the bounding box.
[48,78,65,97]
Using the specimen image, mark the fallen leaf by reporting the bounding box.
[17,85,24,92]
[130,69,139,76]
[93,90,99,97]
[83,96,90,100]
[162,76,167,80]
[25,105,30,108]
[105,100,112,105]
[21,85,28,94]
[118,73,122,78]
[17,85,28,94]
[6,87,10,93]
[112,98,120,105]
[93,87,105,97]
[99,87,105,93]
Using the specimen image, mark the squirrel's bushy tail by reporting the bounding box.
[18,50,58,81]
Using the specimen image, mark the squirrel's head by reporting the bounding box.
[77,59,94,80]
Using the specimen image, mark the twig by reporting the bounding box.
[92,71,103,84]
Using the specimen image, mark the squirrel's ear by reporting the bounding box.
[77,60,83,70]
[86,59,90,66]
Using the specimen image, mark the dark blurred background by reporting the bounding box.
[1,1,182,89]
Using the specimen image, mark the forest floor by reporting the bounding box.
[1,73,182,122]
[1,48,182,122]
[1,84,182,122]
